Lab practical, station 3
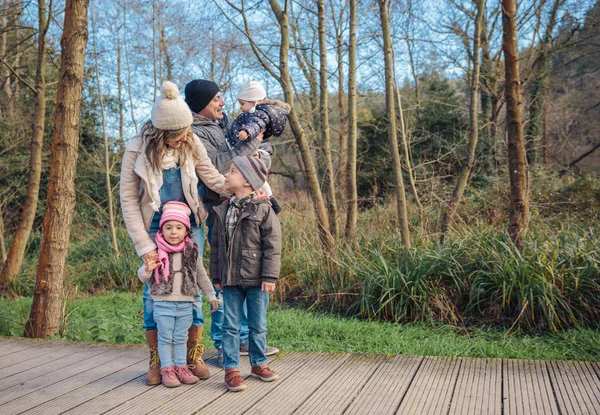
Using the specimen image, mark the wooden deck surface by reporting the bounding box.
[1,337,599,414]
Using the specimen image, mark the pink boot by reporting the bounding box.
[175,365,200,384]
[160,367,181,388]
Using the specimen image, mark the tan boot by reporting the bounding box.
[187,325,211,380]
[145,330,161,386]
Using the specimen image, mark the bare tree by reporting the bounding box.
[91,9,119,258]
[502,0,529,249]
[345,0,358,245]
[379,0,411,247]
[440,0,486,244]
[318,0,339,237]
[25,0,90,338]
[0,0,52,288]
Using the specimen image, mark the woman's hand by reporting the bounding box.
[262,281,276,293]
[142,250,158,264]
[210,299,219,313]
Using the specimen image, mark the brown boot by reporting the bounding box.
[187,325,211,380]
[145,330,161,386]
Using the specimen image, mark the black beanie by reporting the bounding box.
[184,80,220,114]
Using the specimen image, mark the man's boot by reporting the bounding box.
[146,330,161,386]
[187,325,211,380]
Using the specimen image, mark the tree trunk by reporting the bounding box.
[0,206,6,265]
[91,12,119,258]
[440,0,486,244]
[24,0,90,338]
[318,0,338,238]
[267,0,334,251]
[123,2,138,131]
[379,0,411,247]
[151,3,157,101]
[345,0,358,246]
[502,0,529,249]
[525,0,563,165]
[335,24,347,198]
[116,10,124,149]
[0,0,50,288]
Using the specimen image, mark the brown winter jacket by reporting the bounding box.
[120,133,228,257]
[210,198,281,288]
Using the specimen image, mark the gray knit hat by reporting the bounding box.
[151,81,193,130]
[232,156,268,191]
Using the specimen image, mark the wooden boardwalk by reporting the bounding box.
[1,338,599,414]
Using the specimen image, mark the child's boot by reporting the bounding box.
[225,368,247,392]
[187,325,211,379]
[251,364,279,382]
[160,367,181,388]
[145,330,161,385]
[175,365,200,384]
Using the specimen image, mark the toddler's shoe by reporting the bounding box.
[175,365,200,384]
[225,368,247,392]
[251,364,279,382]
[160,367,181,388]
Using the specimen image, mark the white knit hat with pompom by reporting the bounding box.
[151,81,193,131]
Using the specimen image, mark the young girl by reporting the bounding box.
[138,201,219,388]
[226,81,290,214]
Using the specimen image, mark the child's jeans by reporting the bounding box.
[153,301,193,369]
[222,286,269,370]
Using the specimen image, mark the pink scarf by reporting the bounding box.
[154,231,192,284]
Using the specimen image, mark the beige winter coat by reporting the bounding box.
[120,133,228,257]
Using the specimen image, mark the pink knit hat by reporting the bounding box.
[159,201,191,229]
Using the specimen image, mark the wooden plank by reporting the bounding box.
[104,349,223,415]
[397,356,461,415]
[293,354,385,415]
[343,354,422,415]
[0,343,85,380]
[195,352,309,415]
[23,359,148,415]
[0,350,142,413]
[0,347,114,405]
[547,360,600,415]
[0,340,44,359]
[449,358,501,415]
[504,359,560,415]
[242,353,348,415]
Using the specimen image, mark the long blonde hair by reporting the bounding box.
[141,121,199,172]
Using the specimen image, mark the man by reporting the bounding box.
[185,79,279,365]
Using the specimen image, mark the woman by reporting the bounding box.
[120,81,228,385]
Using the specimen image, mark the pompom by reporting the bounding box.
[161,81,179,100]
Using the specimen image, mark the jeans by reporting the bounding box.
[154,301,193,369]
[222,286,269,370]
[142,167,205,331]
[203,214,249,349]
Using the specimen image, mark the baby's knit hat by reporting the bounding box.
[237,81,267,103]
[232,156,269,191]
[159,201,192,229]
[151,82,193,131]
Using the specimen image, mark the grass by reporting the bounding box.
[1,292,599,362]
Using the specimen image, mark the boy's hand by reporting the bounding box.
[262,281,276,293]
[238,130,249,141]
[214,283,222,291]
[210,299,219,313]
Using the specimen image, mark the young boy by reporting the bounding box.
[210,155,282,392]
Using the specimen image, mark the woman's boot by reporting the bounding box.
[145,330,161,385]
[187,325,211,379]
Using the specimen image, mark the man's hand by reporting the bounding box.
[256,128,266,143]
[238,130,249,141]
[262,281,276,293]
[214,283,222,291]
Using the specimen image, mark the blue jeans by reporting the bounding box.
[154,301,193,369]
[222,286,269,369]
[143,167,205,331]
[202,214,249,349]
